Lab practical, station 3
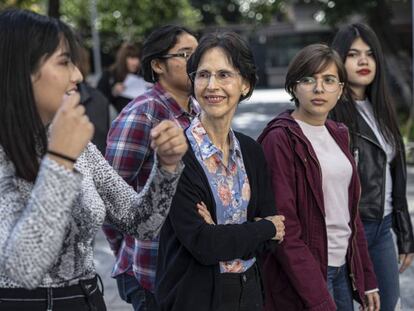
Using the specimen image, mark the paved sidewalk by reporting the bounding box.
[94,231,131,310]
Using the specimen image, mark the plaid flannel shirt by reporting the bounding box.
[103,82,199,292]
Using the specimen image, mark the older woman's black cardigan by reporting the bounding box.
[155,131,277,311]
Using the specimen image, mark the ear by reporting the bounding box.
[241,79,251,97]
[292,85,298,99]
[31,71,40,84]
[151,59,165,76]
[337,83,344,100]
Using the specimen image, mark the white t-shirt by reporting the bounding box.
[296,119,352,267]
[356,99,394,217]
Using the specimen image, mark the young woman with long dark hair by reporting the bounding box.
[330,23,414,311]
[0,9,187,310]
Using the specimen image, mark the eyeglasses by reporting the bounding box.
[189,70,241,86]
[296,76,344,93]
[160,51,192,61]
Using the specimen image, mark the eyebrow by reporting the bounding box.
[177,47,194,52]
[348,48,372,53]
[321,74,338,77]
[58,51,71,57]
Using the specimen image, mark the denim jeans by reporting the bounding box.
[115,274,158,311]
[327,264,354,311]
[363,213,400,311]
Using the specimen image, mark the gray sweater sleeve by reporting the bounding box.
[87,143,183,240]
[0,154,82,289]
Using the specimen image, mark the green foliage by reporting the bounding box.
[59,0,201,52]
[301,0,394,26]
[0,0,46,12]
[2,0,286,50]
[190,0,285,26]
[237,0,286,24]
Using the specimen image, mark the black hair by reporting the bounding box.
[285,43,346,107]
[0,9,80,182]
[186,31,257,101]
[330,23,400,150]
[140,25,196,83]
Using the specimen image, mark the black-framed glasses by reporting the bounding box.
[159,51,192,61]
[296,76,344,93]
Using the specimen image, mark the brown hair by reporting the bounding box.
[110,42,140,82]
[285,43,347,106]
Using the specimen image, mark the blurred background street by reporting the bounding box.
[94,95,414,310]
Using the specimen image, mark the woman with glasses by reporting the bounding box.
[330,23,414,311]
[155,31,285,311]
[258,44,379,311]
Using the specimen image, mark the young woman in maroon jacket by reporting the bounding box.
[257,44,380,311]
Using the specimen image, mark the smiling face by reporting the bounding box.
[344,37,376,99]
[293,62,343,125]
[32,38,83,124]
[194,47,250,124]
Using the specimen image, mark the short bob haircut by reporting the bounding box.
[111,42,140,82]
[187,31,257,102]
[330,23,400,150]
[285,43,347,107]
[0,9,80,182]
[140,25,196,83]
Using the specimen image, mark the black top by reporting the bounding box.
[350,112,414,253]
[155,131,277,311]
[78,82,110,155]
[96,70,132,113]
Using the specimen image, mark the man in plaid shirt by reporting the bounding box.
[104,25,198,310]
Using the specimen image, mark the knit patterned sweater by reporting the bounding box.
[0,143,182,289]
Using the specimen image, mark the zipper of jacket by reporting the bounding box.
[286,126,328,268]
[354,132,387,218]
[353,148,359,167]
[286,127,324,208]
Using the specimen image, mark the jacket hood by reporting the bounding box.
[257,110,295,143]
[257,109,349,146]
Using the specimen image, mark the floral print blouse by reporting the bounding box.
[186,117,255,273]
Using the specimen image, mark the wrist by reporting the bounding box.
[46,154,74,170]
[47,150,77,163]
[159,162,178,173]
[46,150,77,170]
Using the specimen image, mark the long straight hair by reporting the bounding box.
[110,43,140,82]
[330,23,400,150]
[0,9,79,182]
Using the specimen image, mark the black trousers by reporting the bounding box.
[0,275,106,311]
[217,263,263,311]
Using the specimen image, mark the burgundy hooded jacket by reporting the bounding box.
[257,111,377,311]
